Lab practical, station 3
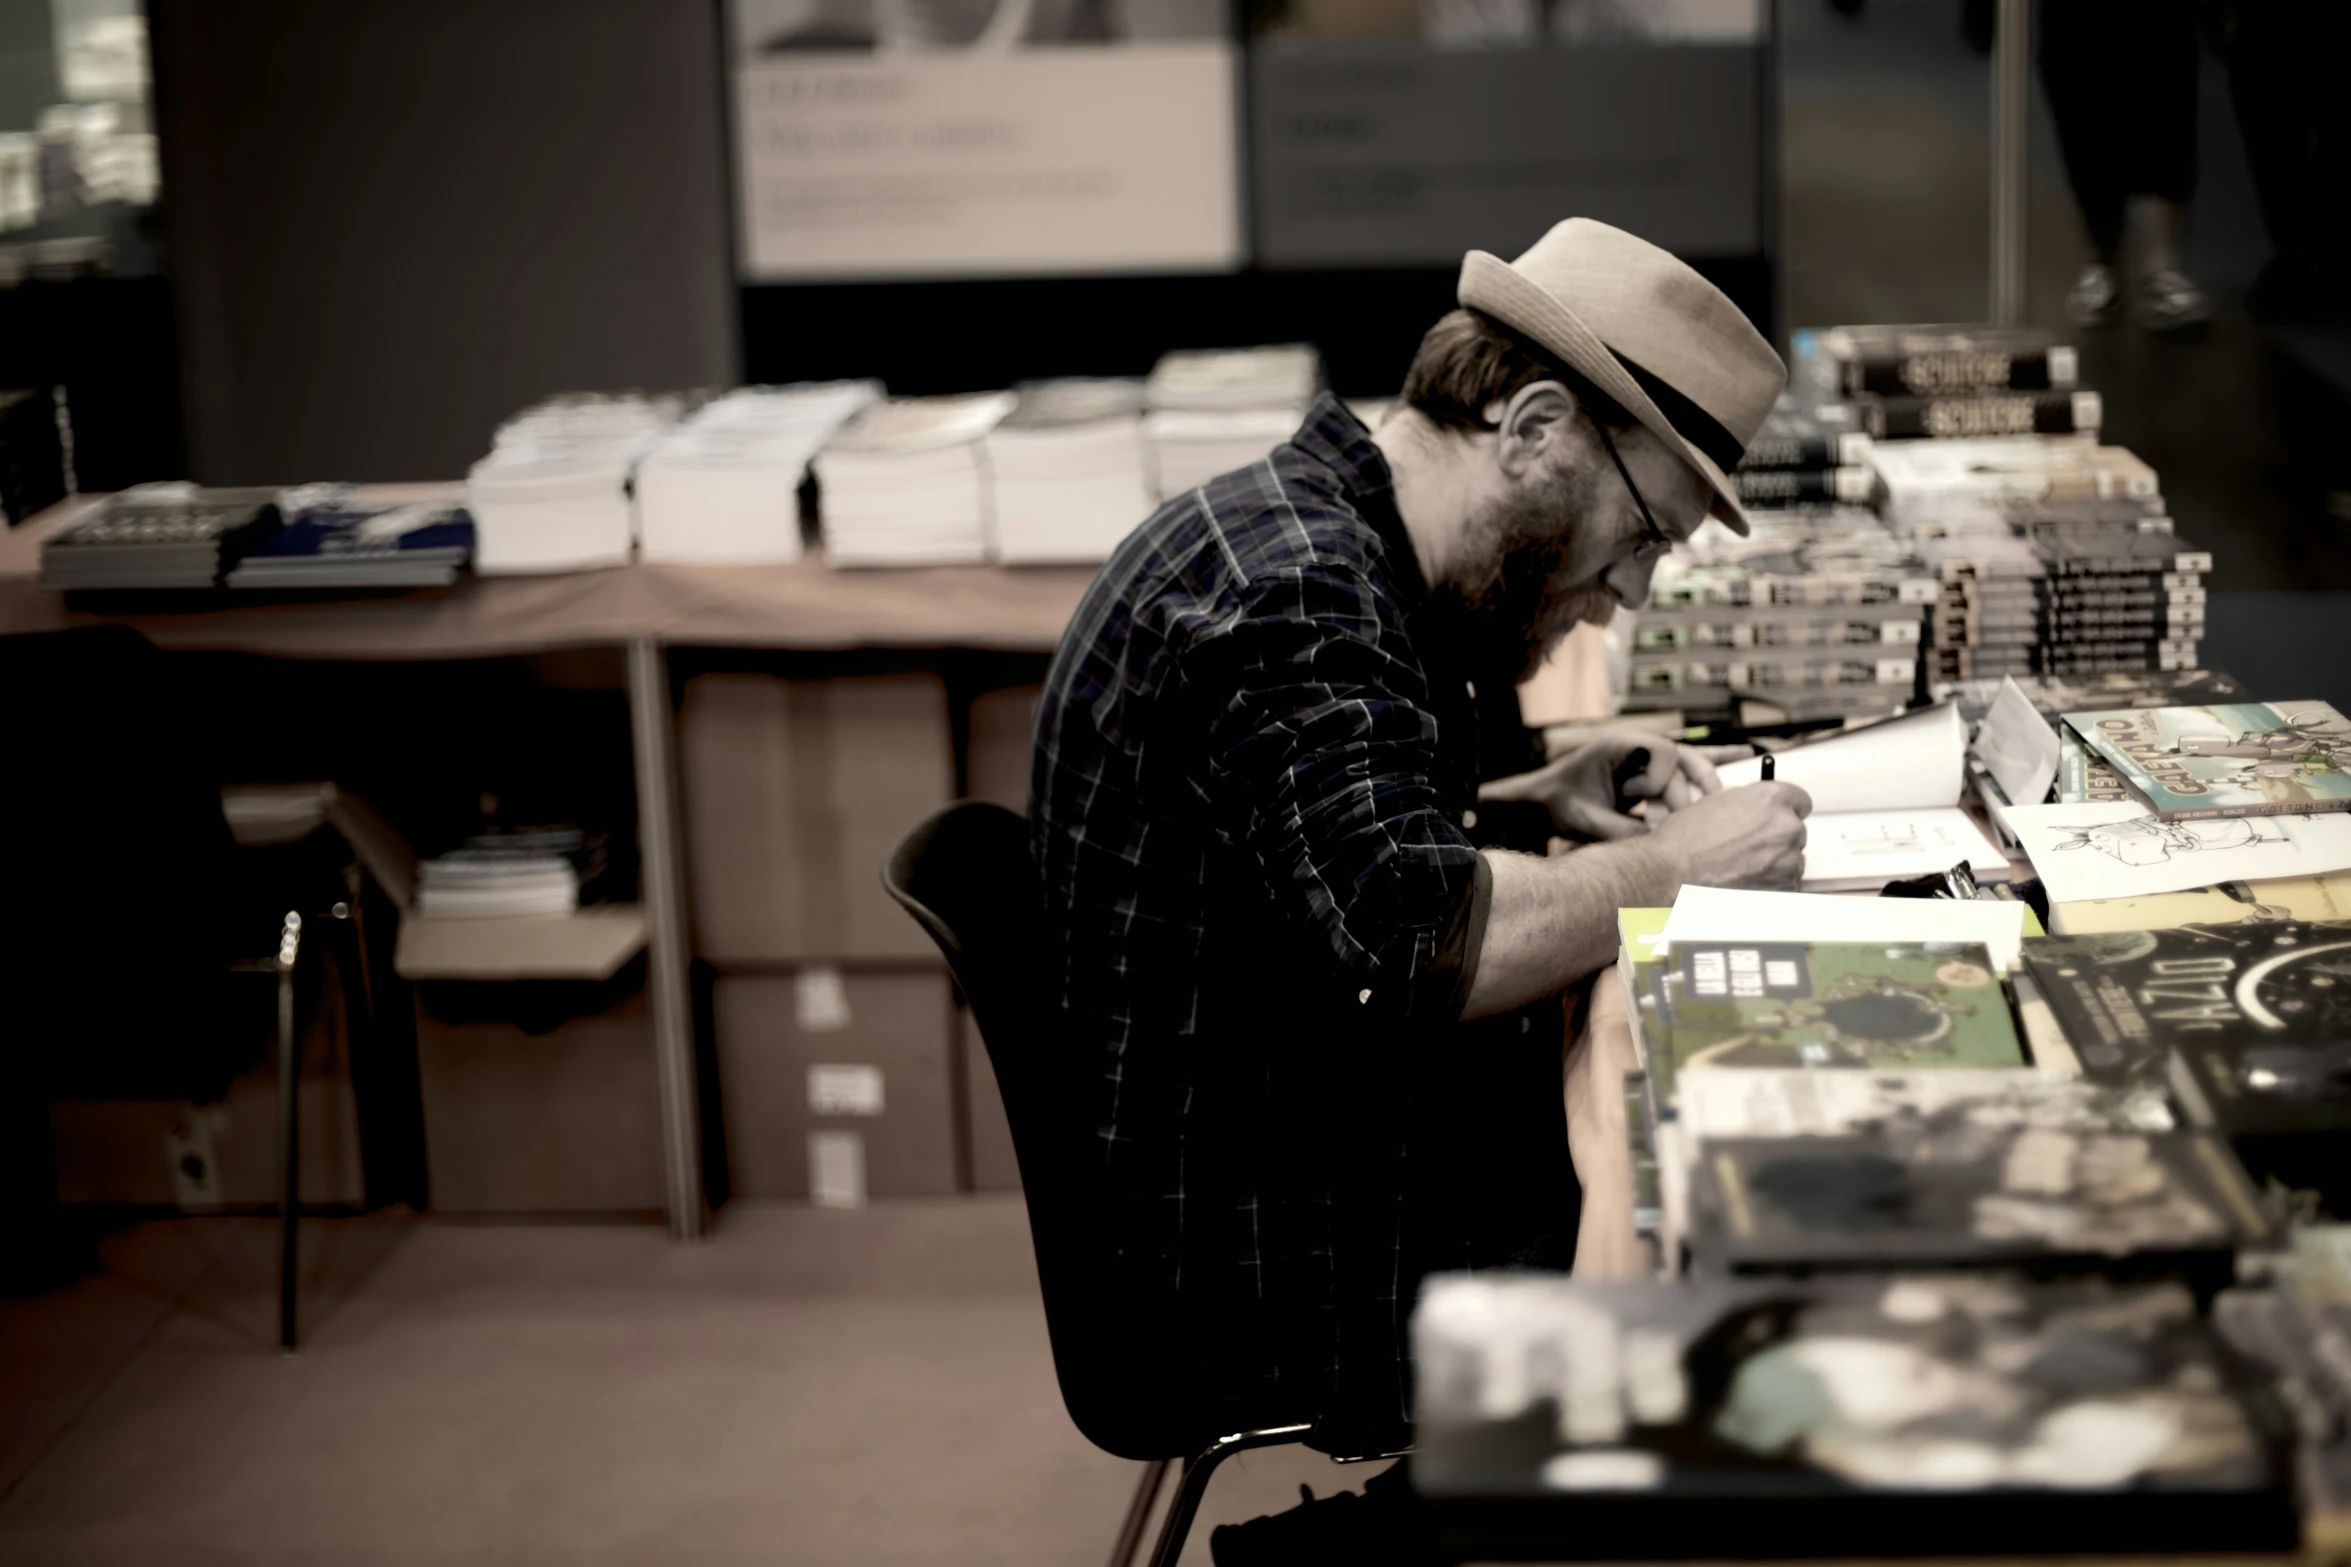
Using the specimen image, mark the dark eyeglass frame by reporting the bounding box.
[1592,416,1676,560]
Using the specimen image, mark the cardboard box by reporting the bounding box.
[966,683,1040,814]
[680,672,953,963]
[957,1004,1022,1192]
[713,970,956,1201]
[50,985,365,1208]
[413,980,664,1214]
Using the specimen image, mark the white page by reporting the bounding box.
[1675,1068,2168,1142]
[1660,884,2027,972]
[1972,675,2061,808]
[2007,799,2351,902]
[1716,702,1965,813]
[1798,804,2013,890]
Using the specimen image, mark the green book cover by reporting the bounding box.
[1651,940,2025,1109]
[2069,701,2351,819]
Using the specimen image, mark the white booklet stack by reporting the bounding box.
[983,379,1154,565]
[1714,702,2013,891]
[1143,344,1321,501]
[466,393,686,575]
[814,392,1017,567]
[636,380,883,565]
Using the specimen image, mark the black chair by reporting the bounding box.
[886,801,1392,1567]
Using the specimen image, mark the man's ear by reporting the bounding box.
[1489,380,1579,480]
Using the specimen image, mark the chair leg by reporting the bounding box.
[275,912,303,1353]
[1144,1424,1312,1567]
[1105,1458,1171,1567]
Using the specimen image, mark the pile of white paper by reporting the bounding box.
[1143,344,1321,501]
[983,379,1154,565]
[814,393,1016,567]
[1869,437,2159,536]
[466,393,686,575]
[636,381,883,566]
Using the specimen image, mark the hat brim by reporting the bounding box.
[1459,250,1752,537]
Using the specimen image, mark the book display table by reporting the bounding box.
[1,494,1093,1237]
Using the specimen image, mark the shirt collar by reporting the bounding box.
[1288,393,1429,612]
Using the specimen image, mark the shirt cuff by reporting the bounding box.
[1437,851,1494,1023]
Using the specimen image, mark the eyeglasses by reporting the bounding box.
[1592,416,1675,560]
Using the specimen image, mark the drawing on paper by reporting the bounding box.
[2045,814,2286,868]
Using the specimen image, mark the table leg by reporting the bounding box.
[626,638,709,1239]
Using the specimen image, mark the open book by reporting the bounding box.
[1714,702,2012,891]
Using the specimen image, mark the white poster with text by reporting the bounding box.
[735,19,1241,279]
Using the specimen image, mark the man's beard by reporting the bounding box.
[1420,473,1616,682]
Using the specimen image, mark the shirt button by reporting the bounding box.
[1358,988,1372,1005]
[1520,1016,1531,1034]
[1463,808,1479,829]
[1464,680,1477,699]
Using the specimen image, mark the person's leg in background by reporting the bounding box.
[2039,0,2211,334]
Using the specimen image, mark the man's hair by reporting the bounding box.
[1401,308,1637,435]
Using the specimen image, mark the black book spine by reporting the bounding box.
[1862,390,2099,440]
[1844,345,2074,396]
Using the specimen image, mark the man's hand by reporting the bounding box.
[1480,728,1751,842]
[1643,780,1813,890]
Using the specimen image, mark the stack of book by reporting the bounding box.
[414,826,607,919]
[635,381,883,566]
[1627,508,1934,720]
[39,490,279,589]
[1,386,66,525]
[1729,393,1873,512]
[1142,344,1321,500]
[466,392,687,575]
[225,488,474,590]
[982,378,1154,565]
[812,392,1015,567]
[1800,323,2101,443]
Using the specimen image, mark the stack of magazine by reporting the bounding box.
[982,378,1154,565]
[414,826,608,920]
[40,489,280,590]
[1141,344,1320,501]
[1729,392,1873,512]
[226,488,474,590]
[1798,323,2101,444]
[1627,508,1934,721]
[466,392,687,575]
[635,380,882,566]
[812,392,1016,567]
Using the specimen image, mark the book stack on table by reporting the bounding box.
[1800,322,2100,444]
[39,489,280,590]
[812,392,1017,568]
[466,392,689,576]
[1728,392,1874,513]
[635,381,882,566]
[1140,344,1321,501]
[982,378,1155,566]
[1625,506,1935,723]
[225,489,475,590]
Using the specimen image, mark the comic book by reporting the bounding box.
[1643,941,2025,1112]
[2068,701,2351,820]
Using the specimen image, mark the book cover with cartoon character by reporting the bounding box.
[2068,701,2351,819]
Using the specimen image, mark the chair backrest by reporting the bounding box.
[883,801,1195,1460]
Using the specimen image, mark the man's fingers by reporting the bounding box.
[1478,772,1544,802]
[1696,744,1754,764]
[1771,781,1815,819]
[1660,774,1697,813]
[1676,746,1724,796]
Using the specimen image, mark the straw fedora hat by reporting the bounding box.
[1459,218,1786,534]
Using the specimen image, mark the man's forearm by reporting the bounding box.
[1462,839,1677,1019]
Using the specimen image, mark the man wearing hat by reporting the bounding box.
[1030,220,1813,1458]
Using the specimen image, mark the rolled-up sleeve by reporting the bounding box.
[1193,562,1488,1027]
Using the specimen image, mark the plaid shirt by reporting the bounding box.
[1032,396,1576,1451]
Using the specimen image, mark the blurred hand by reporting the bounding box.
[1480,728,1753,841]
[1644,781,1812,890]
